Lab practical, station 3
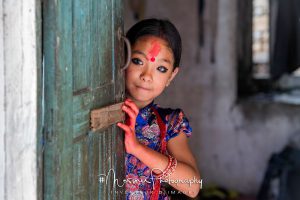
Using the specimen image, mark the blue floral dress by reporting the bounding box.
[125,102,192,200]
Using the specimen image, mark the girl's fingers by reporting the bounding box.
[122,105,137,122]
[117,123,133,134]
[124,100,139,115]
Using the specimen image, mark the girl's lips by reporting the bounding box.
[136,85,151,91]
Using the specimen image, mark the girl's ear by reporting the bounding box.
[166,67,179,87]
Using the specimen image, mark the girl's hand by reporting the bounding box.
[117,99,141,155]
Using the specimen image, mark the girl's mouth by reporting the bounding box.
[136,85,151,91]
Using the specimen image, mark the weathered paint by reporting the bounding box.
[43,0,124,199]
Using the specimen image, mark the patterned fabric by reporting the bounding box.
[125,102,192,200]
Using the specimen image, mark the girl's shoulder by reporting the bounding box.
[154,104,179,117]
[153,104,192,141]
[153,104,187,120]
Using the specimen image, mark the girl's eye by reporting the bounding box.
[157,66,168,73]
[131,58,143,65]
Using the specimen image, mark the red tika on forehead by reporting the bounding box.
[146,41,161,62]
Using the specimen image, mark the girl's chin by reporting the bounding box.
[132,98,153,104]
[125,95,154,106]
[126,93,152,101]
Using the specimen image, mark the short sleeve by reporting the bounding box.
[166,109,192,141]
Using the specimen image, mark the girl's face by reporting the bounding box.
[125,36,179,108]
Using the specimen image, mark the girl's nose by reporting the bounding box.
[140,69,152,82]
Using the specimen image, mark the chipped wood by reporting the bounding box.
[90,102,125,131]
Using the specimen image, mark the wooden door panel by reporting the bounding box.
[72,0,92,92]
[99,129,115,199]
[43,0,124,199]
[91,0,113,88]
[89,134,100,199]
[73,140,89,199]
[73,94,91,139]
[112,1,125,198]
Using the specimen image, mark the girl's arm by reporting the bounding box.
[132,133,201,198]
[117,99,201,198]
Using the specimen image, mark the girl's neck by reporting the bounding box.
[126,95,154,109]
[134,100,153,109]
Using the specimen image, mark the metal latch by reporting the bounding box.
[90,102,125,131]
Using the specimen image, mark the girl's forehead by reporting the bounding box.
[132,36,174,64]
[133,36,173,56]
[134,36,169,49]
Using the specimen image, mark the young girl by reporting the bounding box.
[117,18,201,200]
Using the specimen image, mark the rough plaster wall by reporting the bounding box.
[0,1,5,198]
[0,0,37,199]
[125,0,300,194]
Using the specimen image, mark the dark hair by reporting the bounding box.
[126,18,182,68]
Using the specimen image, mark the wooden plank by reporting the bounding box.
[113,0,126,199]
[73,0,92,92]
[43,1,57,198]
[36,0,43,199]
[73,140,89,200]
[89,133,100,199]
[43,0,74,199]
[91,0,113,88]
[98,129,115,199]
[53,0,74,198]
[90,102,125,131]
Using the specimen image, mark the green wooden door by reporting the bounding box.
[43,0,125,199]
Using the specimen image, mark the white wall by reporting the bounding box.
[125,0,300,194]
[0,1,5,198]
[0,0,38,199]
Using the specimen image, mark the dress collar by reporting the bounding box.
[137,101,155,123]
[139,101,154,114]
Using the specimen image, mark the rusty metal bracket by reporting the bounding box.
[118,28,131,71]
[90,102,125,131]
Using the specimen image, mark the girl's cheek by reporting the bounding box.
[125,67,135,75]
[125,73,134,82]
[125,70,133,79]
